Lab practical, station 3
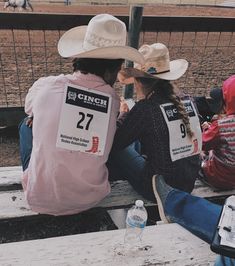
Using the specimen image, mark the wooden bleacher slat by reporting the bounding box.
[0,166,152,219]
[1,166,235,198]
[0,182,151,220]
[192,180,235,198]
[0,166,234,220]
[0,223,217,265]
[0,166,21,187]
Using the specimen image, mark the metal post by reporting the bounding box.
[124,5,143,99]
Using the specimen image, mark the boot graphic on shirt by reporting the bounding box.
[191,138,199,154]
[86,136,99,153]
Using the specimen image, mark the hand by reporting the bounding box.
[201,121,211,131]
[26,116,33,128]
[117,70,134,85]
[119,97,129,113]
[200,150,209,161]
[211,114,225,121]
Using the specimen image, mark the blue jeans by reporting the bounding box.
[18,118,32,171]
[108,142,198,200]
[107,143,155,201]
[164,189,235,265]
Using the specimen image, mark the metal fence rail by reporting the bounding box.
[0,13,235,113]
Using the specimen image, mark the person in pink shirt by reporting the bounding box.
[18,14,144,216]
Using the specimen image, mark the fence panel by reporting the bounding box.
[140,16,235,97]
[0,13,235,111]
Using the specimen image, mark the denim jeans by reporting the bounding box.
[108,142,198,201]
[107,143,155,201]
[215,255,235,266]
[18,118,32,171]
[164,189,234,266]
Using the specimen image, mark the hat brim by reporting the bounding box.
[57,25,144,64]
[119,59,188,84]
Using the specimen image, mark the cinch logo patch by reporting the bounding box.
[163,101,196,122]
[66,86,109,113]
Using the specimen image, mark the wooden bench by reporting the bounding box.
[0,166,232,264]
[0,223,217,265]
[0,166,235,221]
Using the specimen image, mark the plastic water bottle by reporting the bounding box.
[124,200,148,248]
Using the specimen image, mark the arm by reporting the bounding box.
[112,101,147,152]
[24,78,45,116]
[202,120,220,151]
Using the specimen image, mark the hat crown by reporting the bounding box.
[83,14,127,50]
[57,13,144,64]
[140,43,169,59]
[121,42,188,81]
[135,43,170,74]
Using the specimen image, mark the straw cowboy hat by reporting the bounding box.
[118,43,188,83]
[57,14,144,64]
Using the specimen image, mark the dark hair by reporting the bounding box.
[136,77,194,138]
[72,58,124,78]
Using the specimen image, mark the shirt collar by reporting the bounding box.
[73,71,106,85]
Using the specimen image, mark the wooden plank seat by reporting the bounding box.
[0,223,217,265]
[0,166,235,221]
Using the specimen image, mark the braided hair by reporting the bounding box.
[135,77,194,139]
[168,88,194,139]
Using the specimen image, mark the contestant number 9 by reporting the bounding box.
[180,123,186,138]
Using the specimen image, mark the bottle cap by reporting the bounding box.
[135,200,144,207]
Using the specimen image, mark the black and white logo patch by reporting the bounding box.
[66,86,109,113]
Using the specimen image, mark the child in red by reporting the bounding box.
[201,75,235,189]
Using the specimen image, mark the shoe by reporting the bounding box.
[198,168,205,180]
[198,168,217,189]
[152,175,171,224]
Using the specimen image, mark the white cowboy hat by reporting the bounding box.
[57,14,144,64]
[119,43,188,83]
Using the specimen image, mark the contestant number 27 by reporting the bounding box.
[77,112,93,130]
[180,123,187,138]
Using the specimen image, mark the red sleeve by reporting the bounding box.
[202,120,220,151]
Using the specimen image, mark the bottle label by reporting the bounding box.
[126,215,146,229]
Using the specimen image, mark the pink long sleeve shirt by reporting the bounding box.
[23,72,120,215]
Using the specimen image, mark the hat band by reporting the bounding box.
[84,32,125,49]
[140,54,170,75]
[146,66,170,75]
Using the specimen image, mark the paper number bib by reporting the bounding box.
[56,84,112,156]
[160,100,202,162]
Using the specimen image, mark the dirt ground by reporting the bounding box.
[1,4,235,167]
[4,3,235,17]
